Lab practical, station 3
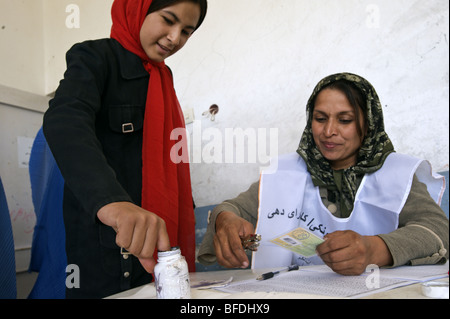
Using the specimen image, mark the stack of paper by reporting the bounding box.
[218,262,449,298]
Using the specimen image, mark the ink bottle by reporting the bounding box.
[154,247,191,299]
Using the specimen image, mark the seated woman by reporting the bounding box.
[198,73,448,276]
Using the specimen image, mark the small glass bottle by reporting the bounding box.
[154,247,191,299]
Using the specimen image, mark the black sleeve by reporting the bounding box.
[43,41,132,220]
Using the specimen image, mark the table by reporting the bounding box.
[107,267,449,299]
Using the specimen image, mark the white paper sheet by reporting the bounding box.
[218,262,449,299]
[375,263,449,281]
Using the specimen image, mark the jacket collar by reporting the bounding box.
[112,39,149,80]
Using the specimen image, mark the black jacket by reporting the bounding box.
[44,39,154,298]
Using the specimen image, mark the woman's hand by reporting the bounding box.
[97,202,171,273]
[316,230,393,275]
[214,211,255,269]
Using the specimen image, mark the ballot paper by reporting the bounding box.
[218,262,449,299]
[269,226,324,257]
[219,270,408,298]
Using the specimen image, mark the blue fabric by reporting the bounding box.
[28,128,66,299]
[439,171,449,219]
[0,177,17,299]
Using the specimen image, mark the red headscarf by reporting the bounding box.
[110,0,196,271]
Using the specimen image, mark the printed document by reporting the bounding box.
[218,262,449,298]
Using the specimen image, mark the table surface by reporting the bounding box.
[107,267,449,299]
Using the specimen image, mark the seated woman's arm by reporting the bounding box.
[378,175,449,267]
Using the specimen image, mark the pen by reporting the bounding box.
[256,264,299,281]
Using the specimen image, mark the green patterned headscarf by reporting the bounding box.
[297,73,395,217]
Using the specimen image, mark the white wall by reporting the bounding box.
[0,0,45,95]
[0,0,449,261]
[43,0,114,94]
[0,0,114,96]
[167,0,450,206]
[0,87,49,271]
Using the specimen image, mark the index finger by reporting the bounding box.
[230,232,250,268]
[156,220,171,253]
[139,221,170,274]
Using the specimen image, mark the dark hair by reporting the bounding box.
[315,80,368,139]
[147,0,208,31]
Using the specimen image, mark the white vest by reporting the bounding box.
[252,152,445,269]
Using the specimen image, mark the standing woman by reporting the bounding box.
[43,0,207,298]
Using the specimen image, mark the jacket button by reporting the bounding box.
[124,272,130,278]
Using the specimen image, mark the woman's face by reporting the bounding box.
[311,88,365,170]
[140,1,201,62]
